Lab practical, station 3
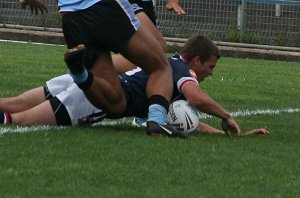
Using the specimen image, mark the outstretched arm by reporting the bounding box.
[166,0,186,15]
[197,122,270,136]
[19,0,48,15]
[181,81,241,135]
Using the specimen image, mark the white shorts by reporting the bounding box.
[46,74,105,126]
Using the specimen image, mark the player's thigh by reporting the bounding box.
[120,25,169,73]
[90,52,121,88]
[136,11,167,52]
[13,100,56,125]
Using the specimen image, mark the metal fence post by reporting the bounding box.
[238,0,246,42]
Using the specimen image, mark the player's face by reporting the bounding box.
[195,56,218,82]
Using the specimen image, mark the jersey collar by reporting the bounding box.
[179,55,189,63]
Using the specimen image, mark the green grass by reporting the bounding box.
[0,41,299,197]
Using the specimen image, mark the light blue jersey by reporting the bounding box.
[58,0,101,12]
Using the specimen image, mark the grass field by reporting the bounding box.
[0,41,299,197]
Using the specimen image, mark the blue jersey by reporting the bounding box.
[58,0,100,12]
[119,54,199,117]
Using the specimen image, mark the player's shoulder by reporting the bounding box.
[168,54,190,74]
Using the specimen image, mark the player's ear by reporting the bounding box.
[191,56,201,65]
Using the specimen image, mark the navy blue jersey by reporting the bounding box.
[119,54,199,117]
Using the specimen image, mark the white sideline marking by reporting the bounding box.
[0,39,65,47]
[0,125,66,136]
[0,108,299,135]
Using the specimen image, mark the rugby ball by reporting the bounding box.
[167,100,199,134]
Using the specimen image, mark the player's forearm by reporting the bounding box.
[194,93,232,121]
[182,83,232,122]
[196,122,225,135]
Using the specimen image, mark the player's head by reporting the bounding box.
[181,35,220,82]
[180,35,220,63]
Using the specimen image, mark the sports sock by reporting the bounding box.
[68,69,94,90]
[0,112,12,125]
[147,95,169,125]
[147,104,167,125]
[68,69,88,85]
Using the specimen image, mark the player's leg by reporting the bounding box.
[120,24,173,125]
[112,2,167,74]
[123,29,173,98]
[64,47,127,116]
[135,11,167,53]
[0,87,45,113]
[1,81,106,126]
[11,100,57,125]
[99,1,173,131]
[61,1,135,116]
[62,0,174,128]
[0,74,75,114]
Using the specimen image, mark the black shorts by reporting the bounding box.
[130,0,157,25]
[49,97,72,126]
[62,0,140,53]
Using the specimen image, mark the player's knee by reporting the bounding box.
[106,100,127,117]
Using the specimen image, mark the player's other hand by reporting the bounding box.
[20,0,48,15]
[166,0,186,15]
[243,128,270,136]
[221,117,241,135]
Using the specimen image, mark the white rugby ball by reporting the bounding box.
[167,100,199,134]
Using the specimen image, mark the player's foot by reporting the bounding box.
[64,44,86,74]
[146,121,187,138]
[131,117,147,127]
[0,112,12,124]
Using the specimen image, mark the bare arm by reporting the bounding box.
[197,122,270,136]
[19,0,48,15]
[181,81,241,134]
[166,0,186,15]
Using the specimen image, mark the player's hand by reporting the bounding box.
[19,0,48,15]
[221,117,241,135]
[166,0,186,15]
[242,128,270,136]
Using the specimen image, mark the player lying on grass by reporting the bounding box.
[0,35,269,136]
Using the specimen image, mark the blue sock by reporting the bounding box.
[147,104,167,125]
[0,112,12,124]
[68,69,88,85]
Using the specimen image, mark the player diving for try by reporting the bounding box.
[0,35,269,136]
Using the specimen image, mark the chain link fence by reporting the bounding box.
[0,0,299,47]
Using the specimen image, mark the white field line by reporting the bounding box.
[0,39,65,47]
[0,108,299,135]
[0,125,66,136]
